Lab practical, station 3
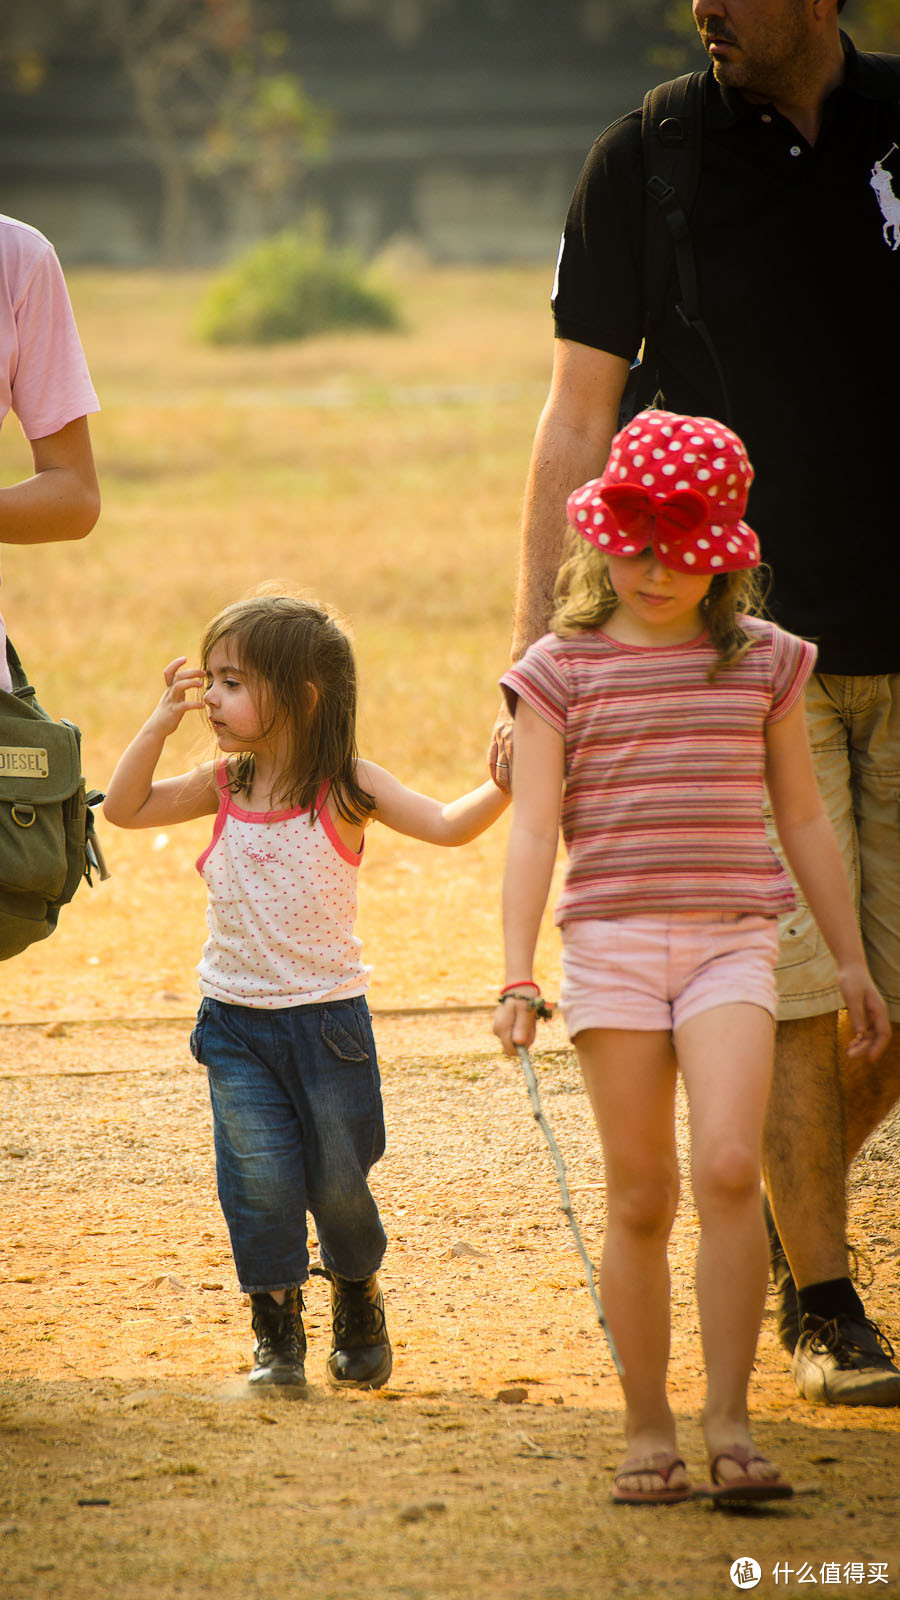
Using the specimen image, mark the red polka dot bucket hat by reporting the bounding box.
[566,410,760,574]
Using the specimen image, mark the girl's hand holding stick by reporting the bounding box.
[493,980,550,1055]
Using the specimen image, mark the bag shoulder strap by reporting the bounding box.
[639,71,706,329]
[638,69,733,423]
[4,637,31,696]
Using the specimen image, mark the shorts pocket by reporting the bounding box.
[775,895,824,970]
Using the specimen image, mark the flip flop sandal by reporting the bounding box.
[611,1452,693,1506]
[698,1445,794,1505]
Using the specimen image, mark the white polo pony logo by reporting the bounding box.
[870,143,900,250]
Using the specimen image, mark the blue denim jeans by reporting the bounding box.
[190,995,387,1294]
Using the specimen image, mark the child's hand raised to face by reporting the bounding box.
[147,657,209,739]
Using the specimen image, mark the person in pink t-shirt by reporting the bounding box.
[493,412,890,1507]
[0,213,100,688]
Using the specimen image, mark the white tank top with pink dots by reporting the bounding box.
[195,766,370,1009]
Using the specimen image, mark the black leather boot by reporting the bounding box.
[249,1286,307,1391]
[326,1272,392,1390]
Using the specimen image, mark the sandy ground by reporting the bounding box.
[1,1009,900,1599]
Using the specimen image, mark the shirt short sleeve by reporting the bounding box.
[766,624,818,723]
[500,637,571,737]
[551,111,646,361]
[0,216,99,440]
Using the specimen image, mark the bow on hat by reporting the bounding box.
[600,482,710,547]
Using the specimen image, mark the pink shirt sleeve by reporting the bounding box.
[0,216,99,441]
[767,626,818,724]
[0,217,100,692]
[500,636,570,736]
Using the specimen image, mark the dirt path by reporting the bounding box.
[2,1013,899,1599]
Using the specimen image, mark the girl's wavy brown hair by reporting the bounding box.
[200,591,376,821]
[551,536,768,679]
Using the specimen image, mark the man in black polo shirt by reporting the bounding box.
[498,0,900,1409]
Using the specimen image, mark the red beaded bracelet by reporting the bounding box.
[499,980,539,995]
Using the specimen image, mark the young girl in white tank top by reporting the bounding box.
[104,591,507,1394]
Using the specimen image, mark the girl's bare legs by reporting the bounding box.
[576,1027,687,1493]
[675,1002,783,1484]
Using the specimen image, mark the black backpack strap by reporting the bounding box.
[640,73,705,329]
[637,70,734,425]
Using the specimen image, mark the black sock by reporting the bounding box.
[797,1278,866,1325]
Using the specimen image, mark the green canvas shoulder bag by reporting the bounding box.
[0,639,108,959]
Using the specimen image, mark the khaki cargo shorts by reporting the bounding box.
[765,673,900,1023]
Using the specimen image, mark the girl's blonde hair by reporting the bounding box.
[551,537,767,678]
[200,592,376,821]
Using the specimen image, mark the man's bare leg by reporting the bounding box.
[763,1013,900,1405]
[763,1013,848,1287]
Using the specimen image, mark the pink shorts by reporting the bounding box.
[559,913,779,1037]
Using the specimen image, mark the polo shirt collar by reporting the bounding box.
[842,31,900,99]
[703,31,893,131]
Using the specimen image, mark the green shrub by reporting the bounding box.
[197,227,400,345]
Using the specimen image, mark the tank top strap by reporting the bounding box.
[196,762,233,875]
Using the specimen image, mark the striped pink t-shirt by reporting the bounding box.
[501,615,816,923]
[196,768,370,1008]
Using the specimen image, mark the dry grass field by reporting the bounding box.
[0,262,564,1023]
[2,267,899,1599]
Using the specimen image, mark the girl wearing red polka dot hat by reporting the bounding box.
[493,411,889,1506]
[103,591,508,1398]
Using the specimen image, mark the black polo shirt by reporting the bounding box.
[552,38,900,674]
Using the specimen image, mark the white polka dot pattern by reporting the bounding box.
[196,775,370,1009]
[566,409,759,574]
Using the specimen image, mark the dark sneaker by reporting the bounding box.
[326,1272,392,1390]
[792,1313,900,1406]
[762,1193,800,1354]
[249,1286,307,1391]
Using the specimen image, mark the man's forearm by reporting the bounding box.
[0,418,100,545]
[0,469,100,545]
[511,412,615,661]
[510,342,628,662]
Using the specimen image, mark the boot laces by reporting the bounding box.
[251,1289,305,1360]
[810,1315,896,1369]
[334,1279,386,1346]
[310,1266,387,1346]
